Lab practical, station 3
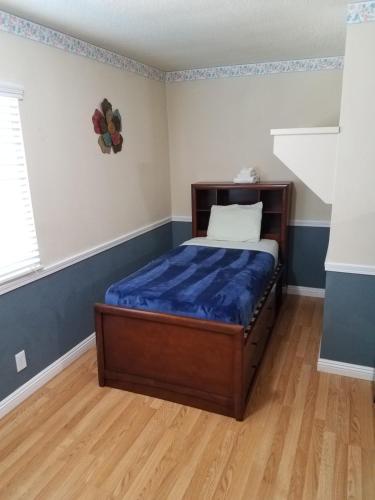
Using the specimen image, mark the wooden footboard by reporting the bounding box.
[95,265,283,421]
[95,305,246,419]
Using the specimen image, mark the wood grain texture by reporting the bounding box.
[191,182,291,263]
[95,264,283,421]
[96,182,290,421]
[0,296,373,499]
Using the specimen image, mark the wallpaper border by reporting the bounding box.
[0,10,165,82]
[1,5,362,83]
[165,57,344,83]
[347,1,375,24]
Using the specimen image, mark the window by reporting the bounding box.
[0,86,40,284]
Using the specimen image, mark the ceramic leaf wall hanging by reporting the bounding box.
[92,98,123,154]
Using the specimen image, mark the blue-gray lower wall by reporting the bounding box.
[171,221,329,289]
[171,221,193,248]
[287,226,330,288]
[0,224,172,401]
[321,271,375,368]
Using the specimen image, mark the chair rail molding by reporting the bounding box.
[325,261,375,276]
[0,216,172,296]
[172,215,330,228]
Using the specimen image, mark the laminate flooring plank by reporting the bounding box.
[0,297,373,500]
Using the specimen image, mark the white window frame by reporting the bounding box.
[0,83,41,289]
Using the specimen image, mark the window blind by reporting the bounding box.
[0,91,40,284]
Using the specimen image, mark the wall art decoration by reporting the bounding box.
[92,98,123,154]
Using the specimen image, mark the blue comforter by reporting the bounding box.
[105,245,275,326]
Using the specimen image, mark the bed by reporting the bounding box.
[95,182,291,420]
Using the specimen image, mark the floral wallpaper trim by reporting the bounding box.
[0,10,165,82]
[347,1,375,24]
[165,57,344,83]
[0,9,347,84]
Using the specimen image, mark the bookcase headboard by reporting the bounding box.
[191,182,291,263]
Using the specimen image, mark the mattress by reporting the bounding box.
[182,237,279,266]
[105,243,275,327]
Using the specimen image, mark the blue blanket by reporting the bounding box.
[105,245,275,326]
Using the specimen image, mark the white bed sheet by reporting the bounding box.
[182,237,279,266]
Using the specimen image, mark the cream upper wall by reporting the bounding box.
[327,22,375,268]
[1,31,171,267]
[166,70,343,221]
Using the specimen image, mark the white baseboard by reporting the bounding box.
[0,333,96,420]
[318,358,374,381]
[287,285,325,298]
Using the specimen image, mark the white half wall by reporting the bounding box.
[271,127,339,204]
[326,21,375,270]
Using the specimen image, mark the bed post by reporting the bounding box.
[275,266,284,313]
[233,331,245,421]
[95,310,105,387]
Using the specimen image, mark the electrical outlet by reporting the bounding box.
[15,350,27,372]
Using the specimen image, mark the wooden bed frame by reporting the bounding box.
[95,182,291,420]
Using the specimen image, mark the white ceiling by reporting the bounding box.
[0,0,348,71]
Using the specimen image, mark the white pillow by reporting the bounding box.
[207,203,263,242]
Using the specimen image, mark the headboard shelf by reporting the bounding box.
[192,182,291,262]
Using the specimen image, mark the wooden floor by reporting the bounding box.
[0,296,374,499]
